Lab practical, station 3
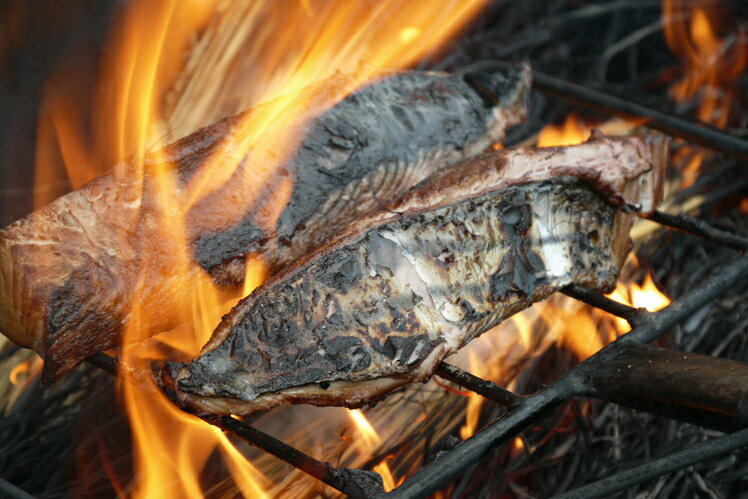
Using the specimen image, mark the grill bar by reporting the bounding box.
[581,342,748,432]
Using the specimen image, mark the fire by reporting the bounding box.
[607,266,671,334]
[8,355,42,386]
[536,114,643,148]
[537,113,591,147]
[31,0,488,496]
[510,436,526,457]
[663,0,748,185]
[348,409,402,491]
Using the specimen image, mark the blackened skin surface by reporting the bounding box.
[171,178,622,413]
[0,66,528,384]
[192,67,530,283]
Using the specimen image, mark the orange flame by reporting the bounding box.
[663,0,748,186]
[536,114,644,148]
[537,113,592,147]
[606,268,671,334]
[348,409,402,491]
[9,356,42,386]
[32,0,488,496]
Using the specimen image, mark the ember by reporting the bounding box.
[1,1,748,498]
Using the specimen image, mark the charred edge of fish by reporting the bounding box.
[164,172,655,416]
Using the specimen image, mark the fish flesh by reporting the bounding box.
[0,66,530,382]
[165,133,668,416]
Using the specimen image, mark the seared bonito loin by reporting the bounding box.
[0,65,530,383]
[165,133,668,416]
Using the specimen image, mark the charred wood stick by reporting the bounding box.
[382,253,748,498]
[435,363,522,409]
[206,415,384,498]
[85,354,381,498]
[582,343,748,432]
[554,427,748,499]
[638,210,748,251]
[530,71,748,162]
[562,285,643,325]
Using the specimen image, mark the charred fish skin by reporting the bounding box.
[0,66,530,383]
[168,135,668,416]
[193,65,531,283]
[171,180,622,412]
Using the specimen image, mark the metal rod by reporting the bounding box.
[553,427,748,499]
[435,363,522,409]
[639,210,748,251]
[532,71,748,162]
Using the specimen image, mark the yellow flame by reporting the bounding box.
[663,0,748,184]
[50,1,487,494]
[348,409,381,448]
[537,113,591,147]
[9,356,42,386]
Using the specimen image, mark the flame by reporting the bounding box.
[348,409,401,491]
[32,0,487,495]
[510,436,525,458]
[536,115,643,148]
[740,198,748,214]
[537,113,591,147]
[663,0,748,185]
[348,409,381,448]
[9,356,42,386]
[607,268,671,334]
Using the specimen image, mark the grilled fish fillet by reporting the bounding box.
[166,133,668,416]
[0,66,530,382]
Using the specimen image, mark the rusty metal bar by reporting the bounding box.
[458,62,748,161]
[562,285,643,324]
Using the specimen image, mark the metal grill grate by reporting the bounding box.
[86,75,748,499]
